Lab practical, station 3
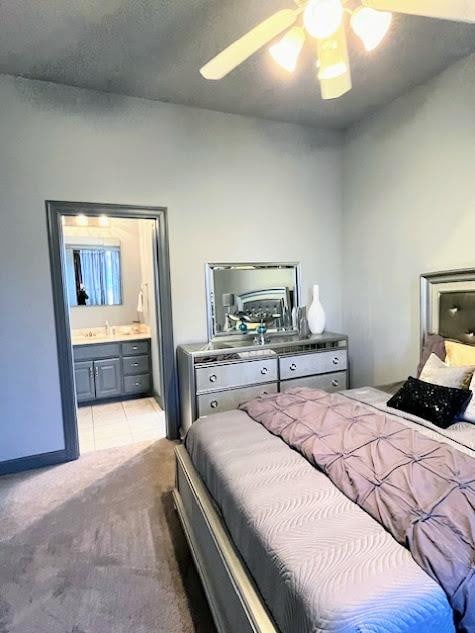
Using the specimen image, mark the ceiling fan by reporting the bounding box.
[200,0,475,100]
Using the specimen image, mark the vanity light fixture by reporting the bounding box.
[76,214,88,227]
[98,214,110,227]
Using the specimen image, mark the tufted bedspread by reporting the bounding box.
[241,388,475,633]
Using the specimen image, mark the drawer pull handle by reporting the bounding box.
[331,380,339,387]
[135,382,140,386]
[209,374,217,383]
[210,400,218,409]
[132,363,139,367]
[261,367,269,375]
[332,357,340,365]
[290,363,297,371]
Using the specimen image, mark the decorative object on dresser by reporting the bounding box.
[307,283,326,334]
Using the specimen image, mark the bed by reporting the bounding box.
[173,269,475,633]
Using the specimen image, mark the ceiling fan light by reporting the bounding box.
[350,7,392,52]
[304,0,343,39]
[269,26,305,72]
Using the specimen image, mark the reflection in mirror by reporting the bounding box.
[207,263,300,339]
[65,245,122,307]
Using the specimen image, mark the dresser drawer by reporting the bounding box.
[195,358,278,394]
[197,383,278,417]
[123,354,150,376]
[73,343,121,361]
[124,373,151,395]
[122,340,150,356]
[280,371,348,393]
[279,350,347,380]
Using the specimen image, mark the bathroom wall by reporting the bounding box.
[64,218,143,329]
[0,74,343,462]
[138,219,161,399]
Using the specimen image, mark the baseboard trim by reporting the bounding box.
[0,449,76,476]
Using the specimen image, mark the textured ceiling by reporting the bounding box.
[0,0,474,128]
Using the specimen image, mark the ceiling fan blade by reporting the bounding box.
[200,9,300,80]
[362,0,475,23]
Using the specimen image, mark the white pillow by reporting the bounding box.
[464,373,475,423]
[419,353,474,389]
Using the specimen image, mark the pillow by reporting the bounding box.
[417,333,446,377]
[387,376,473,429]
[419,353,474,389]
[463,373,475,423]
[445,340,475,367]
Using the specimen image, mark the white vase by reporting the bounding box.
[307,284,326,334]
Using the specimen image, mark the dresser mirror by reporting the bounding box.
[206,262,301,340]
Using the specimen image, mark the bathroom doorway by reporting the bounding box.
[46,202,178,462]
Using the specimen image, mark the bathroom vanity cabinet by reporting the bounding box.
[73,338,152,404]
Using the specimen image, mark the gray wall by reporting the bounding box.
[342,54,475,387]
[0,74,343,462]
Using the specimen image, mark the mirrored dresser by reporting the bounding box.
[177,333,349,434]
[177,262,349,434]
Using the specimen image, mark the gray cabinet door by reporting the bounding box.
[75,361,95,403]
[94,358,122,399]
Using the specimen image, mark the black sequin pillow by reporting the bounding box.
[387,376,473,428]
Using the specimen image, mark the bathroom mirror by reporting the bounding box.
[206,262,301,340]
[65,244,122,307]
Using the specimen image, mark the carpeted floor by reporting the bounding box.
[0,439,217,633]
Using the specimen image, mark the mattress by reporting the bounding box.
[185,391,458,633]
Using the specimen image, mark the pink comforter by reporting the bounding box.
[241,388,475,633]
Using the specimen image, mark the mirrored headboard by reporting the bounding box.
[420,269,475,348]
[206,262,301,340]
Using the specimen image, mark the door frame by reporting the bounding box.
[46,201,179,462]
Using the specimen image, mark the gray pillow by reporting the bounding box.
[417,333,446,377]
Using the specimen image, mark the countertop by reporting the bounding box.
[72,332,151,346]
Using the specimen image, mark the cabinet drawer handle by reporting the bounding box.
[132,362,139,367]
[260,367,269,375]
[331,379,339,387]
[290,363,297,371]
[209,374,217,383]
[332,357,340,365]
[210,400,218,409]
[135,382,141,386]
[132,346,138,350]
[95,367,98,377]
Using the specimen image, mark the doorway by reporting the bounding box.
[46,202,179,462]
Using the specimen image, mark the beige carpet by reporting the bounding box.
[0,439,216,633]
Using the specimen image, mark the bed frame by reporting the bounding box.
[173,445,279,633]
[174,268,475,633]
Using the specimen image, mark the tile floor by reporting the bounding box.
[77,397,166,453]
